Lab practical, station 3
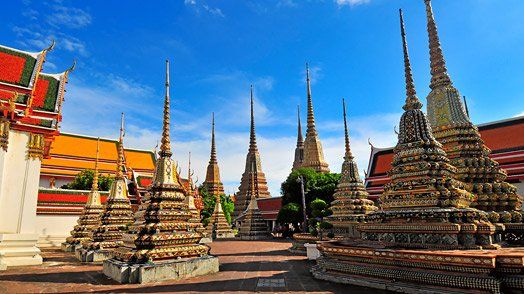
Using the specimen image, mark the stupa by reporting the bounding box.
[61,138,104,252]
[233,85,271,220]
[238,163,270,240]
[327,99,378,238]
[292,105,304,171]
[76,113,134,262]
[202,113,225,196]
[104,60,218,284]
[301,64,330,173]
[422,0,523,229]
[313,10,524,293]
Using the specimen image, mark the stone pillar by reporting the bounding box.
[0,130,43,270]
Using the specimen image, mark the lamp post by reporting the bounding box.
[297,175,308,233]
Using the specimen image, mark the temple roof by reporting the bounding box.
[41,132,156,178]
[0,44,47,89]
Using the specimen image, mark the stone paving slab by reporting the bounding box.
[0,239,387,293]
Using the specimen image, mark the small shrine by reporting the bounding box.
[238,163,269,240]
[76,114,134,262]
[61,138,104,252]
[104,60,218,284]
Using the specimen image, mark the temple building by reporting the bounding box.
[36,132,155,247]
[202,114,234,239]
[291,106,304,171]
[422,0,522,222]
[238,163,270,240]
[77,114,134,262]
[327,99,377,238]
[61,138,104,252]
[202,113,225,196]
[313,9,524,292]
[300,64,330,173]
[0,41,73,269]
[233,85,271,220]
[105,60,218,284]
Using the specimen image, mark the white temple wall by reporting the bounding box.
[0,130,43,269]
[36,214,77,247]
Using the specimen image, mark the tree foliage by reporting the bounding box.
[280,168,340,218]
[61,169,114,191]
[309,198,333,240]
[276,202,301,225]
[199,186,235,227]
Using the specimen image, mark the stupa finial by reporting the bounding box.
[306,63,316,131]
[160,59,172,158]
[92,137,100,192]
[424,0,452,89]
[400,9,423,111]
[116,113,125,179]
[249,85,258,152]
[342,98,353,159]
[210,112,217,163]
[297,105,303,144]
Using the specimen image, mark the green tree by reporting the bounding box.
[280,168,340,218]
[61,169,114,191]
[276,202,301,226]
[199,186,235,226]
[309,198,333,240]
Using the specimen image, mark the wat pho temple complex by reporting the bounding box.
[1,0,524,292]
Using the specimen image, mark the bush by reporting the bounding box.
[61,169,114,191]
[199,186,234,225]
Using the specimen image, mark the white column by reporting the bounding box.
[0,130,43,270]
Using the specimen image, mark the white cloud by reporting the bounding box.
[47,5,92,29]
[184,0,225,18]
[335,0,371,7]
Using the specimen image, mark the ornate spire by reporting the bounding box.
[91,138,100,192]
[463,96,470,118]
[247,162,259,210]
[400,9,423,111]
[249,85,258,152]
[188,151,194,194]
[297,105,303,145]
[116,113,125,179]
[306,63,317,134]
[424,0,452,89]
[342,98,353,160]
[160,59,172,158]
[210,112,217,164]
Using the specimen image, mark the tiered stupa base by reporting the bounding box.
[104,255,219,284]
[313,239,524,293]
[238,212,270,240]
[206,203,235,240]
[75,247,113,262]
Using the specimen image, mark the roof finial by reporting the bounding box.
[424,0,452,89]
[400,9,422,111]
[45,39,56,52]
[210,112,217,163]
[66,59,76,73]
[92,137,100,192]
[342,98,353,159]
[249,84,258,152]
[306,62,317,134]
[463,96,470,118]
[297,104,303,144]
[160,59,172,158]
[116,113,125,179]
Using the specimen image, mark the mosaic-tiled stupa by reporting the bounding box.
[312,9,524,294]
[422,0,523,227]
[104,60,218,284]
[77,114,134,262]
[327,99,378,238]
[61,138,104,252]
[238,163,269,240]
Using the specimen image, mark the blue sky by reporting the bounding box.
[2,0,524,195]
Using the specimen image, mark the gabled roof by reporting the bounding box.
[0,44,45,88]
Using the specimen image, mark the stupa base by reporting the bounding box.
[75,247,113,262]
[238,234,269,240]
[61,242,80,252]
[0,233,42,270]
[103,255,219,284]
[313,240,524,294]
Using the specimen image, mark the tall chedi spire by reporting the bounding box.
[62,138,104,251]
[327,99,377,238]
[292,105,304,171]
[204,114,234,239]
[238,162,269,240]
[233,85,271,220]
[302,63,329,173]
[104,60,218,283]
[202,112,225,196]
[423,0,522,222]
[358,9,497,249]
[79,114,134,262]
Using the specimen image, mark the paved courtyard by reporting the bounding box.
[0,240,382,293]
